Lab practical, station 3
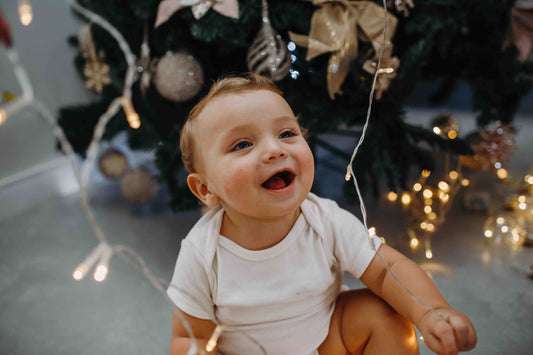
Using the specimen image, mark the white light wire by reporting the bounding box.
[347,0,447,323]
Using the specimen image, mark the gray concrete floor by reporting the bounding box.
[1,112,532,355]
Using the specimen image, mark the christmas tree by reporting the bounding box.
[57,0,532,211]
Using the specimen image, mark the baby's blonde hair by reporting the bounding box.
[180,73,283,173]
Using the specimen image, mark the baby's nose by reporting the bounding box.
[263,142,286,162]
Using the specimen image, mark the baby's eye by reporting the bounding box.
[279,130,297,139]
[232,141,252,151]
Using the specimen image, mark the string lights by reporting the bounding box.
[18,0,33,26]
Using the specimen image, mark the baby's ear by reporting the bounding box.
[187,173,220,207]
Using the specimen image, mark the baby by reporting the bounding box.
[167,73,477,355]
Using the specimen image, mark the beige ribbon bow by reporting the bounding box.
[155,0,239,27]
[289,0,397,99]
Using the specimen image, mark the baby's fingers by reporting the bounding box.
[423,319,458,355]
[448,314,477,351]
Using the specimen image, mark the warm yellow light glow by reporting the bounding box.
[424,206,432,214]
[425,198,433,205]
[410,238,419,248]
[425,250,433,259]
[93,265,109,282]
[413,183,422,192]
[449,171,458,180]
[438,181,450,192]
[518,202,527,210]
[368,227,376,237]
[206,325,223,352]
[421,169,431,178]
[426,223,435,232]
[447,130,457,139]
[496,217,505,224]
[501,226,509,233]
[18,3,33,26]
[461,178,470,186]
[439,192,449,202]
[511,231,521,243]
[518,195,526,203]
[401,193,411,205]
[428,212,437,220]
[432,127,441,135]
[423,189,433,198]
[420,221,428,230]
[121,97,141,129]
[484,230,493,238]
[525,175,533,184]
[387,191,398,202]
[72,268,85,281]
[496,168,508,179]
[0,109,6,125]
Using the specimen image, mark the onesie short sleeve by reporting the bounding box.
[323,199,382,278]
[167,239,215,320]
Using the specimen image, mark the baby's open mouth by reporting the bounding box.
[262,170,295,190]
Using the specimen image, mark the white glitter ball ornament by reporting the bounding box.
[153,51,204,102]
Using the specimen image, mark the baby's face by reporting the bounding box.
[192,89,314,220]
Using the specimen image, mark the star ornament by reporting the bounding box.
[362,41,400,100]
[83,61,111,93]
[155,0,239,27]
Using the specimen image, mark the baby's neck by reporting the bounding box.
[220,208,301,251]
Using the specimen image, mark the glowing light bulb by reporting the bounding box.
[449,171,458,180]
[425,250,433,259]
[421,170,431,178]
[496,168,508,179]
[420,221,428,230]
[496,217,505,224]
[206,325,223,352]
[426,223,435,232]
[438,181,450,192]
[93,244,113,282]
[432,127,441,135]
[438,191,449,202]
[484,230,493,238]
[425,198,433,205]
[461,178,470,186]
[368,227,376,237]
[18,1,33,26]
[518,202,527,210]
[387,191,398,202]
[72,267,86,281]
[94,265,108,282]
[423,189,433,199]
[428,212,437,220]
[72,243,107,281]
[413,183,422,192]
[447,130,457,139]
[424,206,432,214]
[345,167,351,181]
[401,192,411,205]
[518,195,526,203]
[121,97,141,129]
[410,238,419,248]
[501,226,509,233]
[525,175,533,184]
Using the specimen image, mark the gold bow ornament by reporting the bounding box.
[362,40,400,100]
[155,0,239,27]
[289,0,398,99]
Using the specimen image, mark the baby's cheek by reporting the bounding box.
[222,167,249,195]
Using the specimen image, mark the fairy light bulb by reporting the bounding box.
[121,96,141,129]
[501,225,509,233]
[410,238,419,248]
[449,171,458,180]
[387,191,398,202]
[424,206,432,214]
[496,217,505,224]
[518,202,527,210]
[413,183,422,192]
[206,325,223,352]
[425,249,433,259]
[93,244,113,282]
[401,192,411,205]
[426,223,436,232]
[496,168,508,180]
[72,243,107,281]
[525,175,533,184]
[423,189,433,199]
[432,127,441,135]
[447,130,457,139]
[18,0,33,26]
[461,178,470,187]
[345,167,351,181]
[438,191,449,202]
[438,181,450,192]
[484,230,493,238]
[420,221,427,230]
[421,170,431,178]
[518,195,526,203]
[428,212,437,220]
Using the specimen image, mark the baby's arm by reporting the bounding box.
[360,244,477,354]
[170,307,217,355]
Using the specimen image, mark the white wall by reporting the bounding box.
[0,0,93,181]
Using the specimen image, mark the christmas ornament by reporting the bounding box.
[98,149,129,179]
[0,10,12,47]
[508,1,533,62]
[460,121,516,171]
[362,41,400,100]
[153,51,204,102]
[246,0,291,82]
[387,0,415,17]
[120,168,159,204]
[155,0,239,27]
[429,113,460,140]
[78,23,111,93]
[289,0,398,99]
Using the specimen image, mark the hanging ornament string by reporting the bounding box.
[345,0,448,323]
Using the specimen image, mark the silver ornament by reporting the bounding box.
[246,0,290,81]
[153,51,204,102]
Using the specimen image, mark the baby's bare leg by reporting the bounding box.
[318,289,418,355]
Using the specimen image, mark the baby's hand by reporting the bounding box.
[416,307,477,355]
